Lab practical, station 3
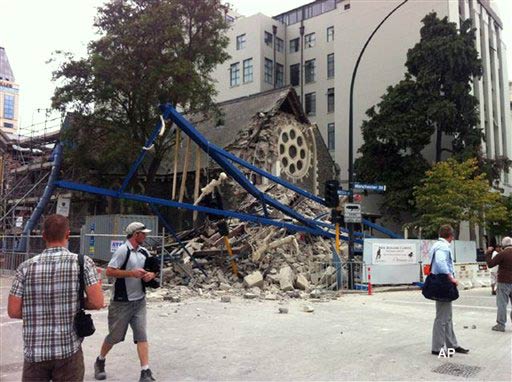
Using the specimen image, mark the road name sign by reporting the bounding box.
[353,183,386,192]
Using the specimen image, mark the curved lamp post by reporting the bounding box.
[347,0,410,287]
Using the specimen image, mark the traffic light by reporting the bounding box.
[324,180,340,208]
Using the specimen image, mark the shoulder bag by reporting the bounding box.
[422,248,459,302]
[74,253,96,337]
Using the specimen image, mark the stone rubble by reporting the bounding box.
[104,184,351,303]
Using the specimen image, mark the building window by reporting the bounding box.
[289,38,300,53]
[264,31,273,46]
[327,26,334,42]
[3,122,14,128]
[3,94,15,119]
[327,53,335,78]
[304,32,316,48]
[236,34,246,50]
[243,58,253,83]
[276,63,284,87]
[305,92,316,116]
[327,123,335,150]
[276,37,284,53]
[305,59,315,83]
[230,62,240,87]
[327,88,335,113]
[264,58,273,84]
[290,63,300,86]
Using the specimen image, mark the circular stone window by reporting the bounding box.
[278,125,311,179]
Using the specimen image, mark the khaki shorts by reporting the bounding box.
[105,298,147,344]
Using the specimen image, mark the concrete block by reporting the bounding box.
[244,271,264,288]
[279,266,294,291]
[295,274,310,290]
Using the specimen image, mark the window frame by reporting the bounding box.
[264,58,273,84]
[304,32,316,48]
[230,62,240,87]
[290,63,300,86]
[264,31,273,47]
[327,122,335,150]
[327,53,335,79]
[243,58,253,83]
[305,92,316,116]
[289,38,300,53]
[3,94,15,120]
[327,26,334,42]
[327,88,335,113]
[236,34,246,50]
[305,59,316,83]
[276,63,284,87]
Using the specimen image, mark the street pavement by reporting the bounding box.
[1,275,511,381]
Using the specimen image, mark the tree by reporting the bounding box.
[406,13,483,162]
[354,13,483,221]
[52,0,230,189]
[413,158,507,238]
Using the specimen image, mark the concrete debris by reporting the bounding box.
[279,266,295,292]
[137,184,350,303]
[295,274,310,291]
[303,305,315,313]
[278,307,289,314]
[244,271,264,288]
[221,296,231,303]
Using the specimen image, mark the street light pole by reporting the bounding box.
[347,0,409,288]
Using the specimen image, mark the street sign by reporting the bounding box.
[337,189,352,196]
[344,203,362,223]
[353,183,386,192]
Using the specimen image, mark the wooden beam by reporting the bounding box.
[171,129,180,200]
[178,136,191,203]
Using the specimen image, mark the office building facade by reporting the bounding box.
[211,0,512,194]
[0,47,19,135]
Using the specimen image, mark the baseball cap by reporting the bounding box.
[126,222,151,235]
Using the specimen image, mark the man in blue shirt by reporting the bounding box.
[430,224,469,356]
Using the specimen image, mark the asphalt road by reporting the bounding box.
[1,276,511,381]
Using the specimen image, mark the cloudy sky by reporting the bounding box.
[1,0,510,135]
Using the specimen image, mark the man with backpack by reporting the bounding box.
[94,222,157,382]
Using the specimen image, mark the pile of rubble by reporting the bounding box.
[148,183,349,301]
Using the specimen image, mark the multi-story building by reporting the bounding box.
[212,0,512,194]
[0,47,19,135]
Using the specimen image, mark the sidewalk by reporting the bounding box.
[1,277,510,381]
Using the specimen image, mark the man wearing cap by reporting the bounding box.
[94,222,157,382]
[485,236,512,332]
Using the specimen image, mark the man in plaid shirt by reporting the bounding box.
[8,214,104,381]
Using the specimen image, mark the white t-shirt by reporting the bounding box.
[108,241,147,301]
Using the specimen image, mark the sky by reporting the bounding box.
[0,0,511,136]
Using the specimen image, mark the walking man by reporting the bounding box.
[485,236,512,332]
[430,224,469,356]
[8,214,104,381]
[94,222,157,382]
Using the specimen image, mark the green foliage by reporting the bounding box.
[52,0,230,186]
[354,12,483,222]
[413,158,508,238]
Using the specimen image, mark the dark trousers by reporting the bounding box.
[22,347,84,382]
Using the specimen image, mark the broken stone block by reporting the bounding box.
[278,307,289,314]
[244,292,258,299]
[244,271,264,288]
[287,290,301,298]
[221,296,231,303]
[264,293,277,300]
[219,282,231,291]
[303,305,314,313]
[310,289,322,299]
[279,266,294,291]
[295,274,310,291]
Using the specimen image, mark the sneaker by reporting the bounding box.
[492,324,505,332]
[139,369,156,382]
[94,357,106,380]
